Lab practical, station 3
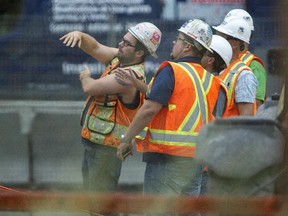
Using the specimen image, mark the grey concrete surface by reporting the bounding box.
[0,101,145,190]
[0,113,29,184]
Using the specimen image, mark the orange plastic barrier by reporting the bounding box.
[1,190,288,215]
[0,185,21,193]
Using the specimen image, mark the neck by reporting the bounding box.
[232,48,243,62]
[120,60,143,67]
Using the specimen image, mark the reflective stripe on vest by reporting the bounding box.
[240,51,265,67]
[178,62,209,125]
[221,60,256,117]
[222,61,248,102]
[201,68,214,95]
[137,62,210,145]
[81,59,145,146]
[240,52,254,65]
[87,123,128,144]
[139,129,199,146]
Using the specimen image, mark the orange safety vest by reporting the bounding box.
[136,61,221,158]
[81,58,145,147]
[239,51,265,67]
[219,59,256,117]
[239,51,267,102]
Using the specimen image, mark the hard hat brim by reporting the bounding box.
[177,29,213,53]
[212,25,250,44]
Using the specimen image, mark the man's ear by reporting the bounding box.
[208,56,215,65]
[136,49,145,58]
[185,43,193,51]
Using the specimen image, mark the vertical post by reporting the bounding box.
[275,73,288,194]
[19,108,36,189]
[275,0,288,195]
[107,3,117,47]
[27,133,35,188]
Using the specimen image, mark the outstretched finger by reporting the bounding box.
[66,37,73,47]
[62,35,71,45]
[71,38,78,48]
[59,34,67,41]
[77,39,82,48]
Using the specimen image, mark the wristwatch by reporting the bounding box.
[120,134,132,143]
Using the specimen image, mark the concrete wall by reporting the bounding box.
[0,101,145,190]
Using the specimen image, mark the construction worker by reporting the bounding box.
[201,35,232,75]
[116,36,232,119]
[116,34,232,120]
[115,36,232,202]
[200,35,232,117]
[190,35,233,197]
[224,9,267,109]
[213,18,258,116]
[60,22,162,216]
[116,20,224,213]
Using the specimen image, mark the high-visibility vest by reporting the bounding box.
[81,58,145,147]
[219,59,255,117]
[136,61,221,157]
[239,51,265,67]
[239,51,266,102]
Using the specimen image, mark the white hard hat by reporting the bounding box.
[210,35,232,67]
[178,19,213,52]
[213,19,251,44]
[224,9,254,31]
[128,22,162,58]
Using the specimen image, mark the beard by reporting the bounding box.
[117,49,123,59]
[117,50,134,65]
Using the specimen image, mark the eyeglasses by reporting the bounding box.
[175,36,194,46]
[120,38,136,48]
[175,36,186,42]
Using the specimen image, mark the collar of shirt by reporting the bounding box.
[174,56,201,64]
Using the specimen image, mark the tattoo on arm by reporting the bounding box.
[114,75,128,86]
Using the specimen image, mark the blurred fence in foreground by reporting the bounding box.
[0,15,284,100]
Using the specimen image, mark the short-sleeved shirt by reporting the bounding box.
[250,60,267,101]
[143,57,227,163]
[146,57,201,106]
[235,70,258,103]
[144,57,202,163]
